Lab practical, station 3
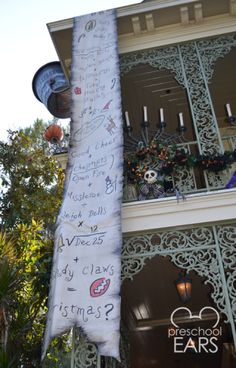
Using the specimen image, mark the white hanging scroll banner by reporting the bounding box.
[42,10,123,360]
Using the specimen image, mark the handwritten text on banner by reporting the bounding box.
[43,10,123,360]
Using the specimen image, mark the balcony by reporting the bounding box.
[49,35,236,211]
[49,32,236,232]
[40,3,236,367]
[44,0,236,227]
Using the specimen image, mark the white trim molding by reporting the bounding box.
[122,189,236,233]
[118,14,236,54]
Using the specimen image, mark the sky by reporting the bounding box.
[0,0,142,141]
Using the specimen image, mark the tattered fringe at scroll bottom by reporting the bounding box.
[42,321,121,362]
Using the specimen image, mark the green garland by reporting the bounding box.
[124,139,236,184]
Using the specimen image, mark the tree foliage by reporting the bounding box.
[0,121,68,367]
[0,121,64,229]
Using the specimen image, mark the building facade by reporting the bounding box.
[45,1,236,367]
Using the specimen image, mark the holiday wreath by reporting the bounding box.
[124,139,236,200]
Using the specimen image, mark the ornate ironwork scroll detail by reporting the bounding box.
[122,225,232,321]
[122,227,214,281]
[120,37,230,190]
[216,225,236,320]
[120,46,185,87]
[71,223,236,366]
[179,42,222,156]
[197,34,236,81]
[172,144,197,192]
[166,248,228,320]
[120,40,226,158]
[173,167,196,192]
[121,255,148,282]
[73,331,98,368]
[196,34,236,189]
[205,171,226,190]
[123,227,214,259]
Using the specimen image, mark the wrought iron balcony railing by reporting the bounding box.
[48,130,236,204]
